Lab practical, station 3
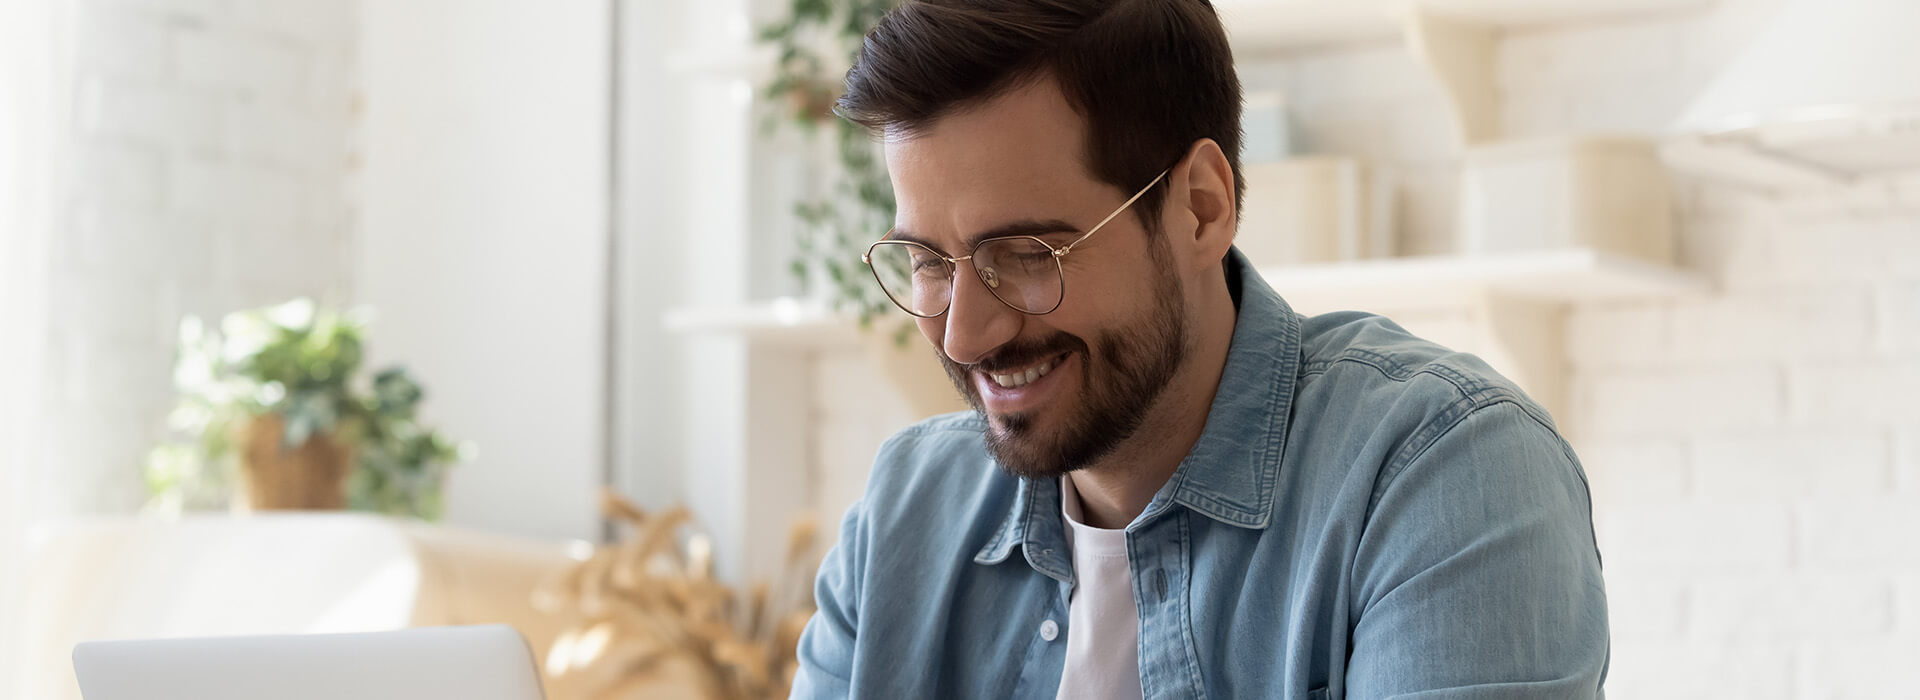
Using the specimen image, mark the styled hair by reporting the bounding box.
[837,0,1245,225]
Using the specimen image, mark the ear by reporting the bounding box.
[1167,138,1237,275]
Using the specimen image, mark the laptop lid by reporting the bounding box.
[72,625,547,700]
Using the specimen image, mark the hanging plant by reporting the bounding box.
[758,0,914,345]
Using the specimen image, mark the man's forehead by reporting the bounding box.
[882,78,1101,244]
[883,77,1091,184]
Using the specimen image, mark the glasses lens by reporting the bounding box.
[867,242,952,317]
[974,237,1063,314]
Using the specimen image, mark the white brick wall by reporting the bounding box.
[1898,575,1920,635]
[1876,281,1920,354]
[1580,438,1690,505]
[1793,362,1920,427]
[42,0,358,518]
[1574,366,1787,437]
[1565,302,1671,369]
[1799,499,1920,569]
[1801,639,1920,700]
[1896,430,1920,493]
[1257,0,1920,694]
[1687,574,1893,643]
[1546,3,1920,693]
[1609,640,1795,700]
[1666,287,1876,364]
[1691,432,1890,501]
[1601,502,1795,574]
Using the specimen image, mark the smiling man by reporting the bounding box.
[790,1,1609,698]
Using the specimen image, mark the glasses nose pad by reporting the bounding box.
[978,266,1000,290]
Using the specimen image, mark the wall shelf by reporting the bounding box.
[663,297,863,347]
[1215,0,1711,54]
[1258,247,1710,315]
[664,248,1706,424]
[1662,119,1920,195]
[664,45,774,79]
[1267,247,1705,419]
[665,248,1707,340]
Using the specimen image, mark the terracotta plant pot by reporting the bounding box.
[237,413,354,511]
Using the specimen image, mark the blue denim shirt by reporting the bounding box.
[792,249,1609,699]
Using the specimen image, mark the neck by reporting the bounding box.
[1067,279,1237,530]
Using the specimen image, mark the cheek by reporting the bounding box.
[1051,273,1170,347]
[1053,267,1130,322]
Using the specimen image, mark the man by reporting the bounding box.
[792,1,1609,698]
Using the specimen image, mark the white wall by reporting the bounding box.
[23,0,362,521]
[664,0,789,583]
[1,1,66,692]
[5,0,360,691]
[358,0,611,542]
[1244,0,1920,694]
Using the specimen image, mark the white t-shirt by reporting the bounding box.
[1055,476,1145,700]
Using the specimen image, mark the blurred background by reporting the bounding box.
[3,0,1918,697]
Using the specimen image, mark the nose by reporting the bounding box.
[937,260,1021,366]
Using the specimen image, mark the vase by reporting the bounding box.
[236,413,354,511]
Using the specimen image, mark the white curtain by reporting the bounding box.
[0,0,67,694]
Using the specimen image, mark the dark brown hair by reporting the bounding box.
[837,0,1245,226]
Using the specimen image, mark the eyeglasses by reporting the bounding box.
[861,169,1169,318]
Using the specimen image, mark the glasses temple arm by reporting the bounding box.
[1058,168,1170,255]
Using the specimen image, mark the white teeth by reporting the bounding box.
[989,357,1057,388]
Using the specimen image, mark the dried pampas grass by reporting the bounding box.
[535,489,820,700]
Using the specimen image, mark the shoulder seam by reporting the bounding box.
[1368,397,1564,516]
[1301,350,1526,406]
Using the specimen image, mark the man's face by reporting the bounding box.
[883,77,1191,480]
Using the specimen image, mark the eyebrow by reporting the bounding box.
[888,218,1083,256]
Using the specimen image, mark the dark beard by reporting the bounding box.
[939,240,1190,480]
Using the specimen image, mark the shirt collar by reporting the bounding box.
[975,247,1304,568]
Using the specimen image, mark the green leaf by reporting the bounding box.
[757,20,794,42]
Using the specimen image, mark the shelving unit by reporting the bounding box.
[1204,0,1720,417]
[1222,0,1712,150]
[654,0,1730,560]
[663,248,1710,421]
[666,248,1706,336]
[1661,0,1920,193]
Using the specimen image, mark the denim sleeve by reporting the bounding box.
[1345,401,1610,699]
[790,497,866,699]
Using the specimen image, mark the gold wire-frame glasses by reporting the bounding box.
[861,168,1170,318]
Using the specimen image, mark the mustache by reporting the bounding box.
[964,333,1088,373]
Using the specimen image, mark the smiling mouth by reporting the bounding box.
[983,352,1070,389]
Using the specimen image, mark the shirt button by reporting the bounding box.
[1039,619,1059,641]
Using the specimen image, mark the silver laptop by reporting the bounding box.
[72,625,547,700]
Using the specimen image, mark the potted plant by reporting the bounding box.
[760,0,896,325]
[760,0,967,419]
[144,298,469,519]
